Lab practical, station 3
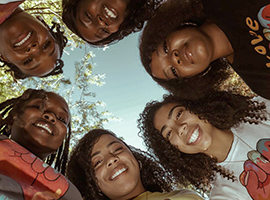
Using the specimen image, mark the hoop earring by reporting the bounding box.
[201,66,212,77]
[180,22,197,27]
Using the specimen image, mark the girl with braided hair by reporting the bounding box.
[138,91,270,199]
[0,0,67,79]
[62,0,162,46]
[0,89,82,199]
[67,128,203,200]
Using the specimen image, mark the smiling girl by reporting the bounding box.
[138,91,270,199]
[0,89,82,199]
[140,0,270,100]
[67,129,203,200]
[62,0,162,46]
[0,0,67,79]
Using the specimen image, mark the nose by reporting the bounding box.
[42,112,56,124]
[171,50,181,65]
[176,123,187,137]
[107,155,119,168]
[97,15,108,27]
[26,42,39,54]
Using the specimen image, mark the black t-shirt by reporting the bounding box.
[202,0,270,99]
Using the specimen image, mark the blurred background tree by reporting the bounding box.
[0,0,118,145]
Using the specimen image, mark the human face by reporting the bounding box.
[0,11,60,77]
[10,92,70,159]
[91,134,145,200]
[76,0,128,43]
[153,103,215,154]
[151,27,213,79]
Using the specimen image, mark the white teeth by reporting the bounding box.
[35,123,52,135]
[111,168,127,180]
[188,127,199,144]
[104,6,116,18]
[14,31,32,47]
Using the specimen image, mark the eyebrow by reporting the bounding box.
[91,141,121,157]
[49,47,55,57]
[79,16,88,28]
[29,63,41,71]
[160,105,181,135]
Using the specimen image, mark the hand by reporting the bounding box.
[240,139,270,200]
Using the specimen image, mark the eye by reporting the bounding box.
[113,147,123,153]
[85,12,93,22]
[171,66,179,78]
[57,116,67,125]
[42,41,51,50]
[101,28,110,34]
[23,58,33,65]
[94,160,102,168]
[166,130,172,140]
[176,110,183,120]
[163,40,168,53]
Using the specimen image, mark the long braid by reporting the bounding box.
[0,89,71,175]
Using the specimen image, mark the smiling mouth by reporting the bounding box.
[188,127,199,144]
[104,5,117,19]
[34,123,53,135]
[14,31,32,47]
[110,167,127,180]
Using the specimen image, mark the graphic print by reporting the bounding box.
[0,139,69,200]
[240,139,270,200]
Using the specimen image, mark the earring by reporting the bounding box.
[201,66,212,77]
[180,22,197,27]
[138,160,143,170]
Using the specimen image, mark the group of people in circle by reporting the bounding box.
[0,0,270,199]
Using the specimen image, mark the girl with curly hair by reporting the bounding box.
[0,89,82,199]
[0,1,67,79]
[67,128,203,200]
[138,91,270,199]
[139,0,270,100]
[62,0,162,46]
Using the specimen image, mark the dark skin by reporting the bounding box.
[10,92,70,160]
[75,0,129,43]
[0,8,61,77]
[150,23,234,80]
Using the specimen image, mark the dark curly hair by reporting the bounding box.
[0,89,71,175]
[137,90,267,192]
[67,129,175,200]
[0,17,68,79]
[62,0,162,46]
[139,0,232,99]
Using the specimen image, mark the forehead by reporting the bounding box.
[27,92,70,116]
[155,103,181,117]
[92,134,125,152]
[153,103,183,129]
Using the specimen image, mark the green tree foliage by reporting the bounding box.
[0,1,117,144]
[21,0,85,49]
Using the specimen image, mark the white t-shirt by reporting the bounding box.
[210,96,270,199]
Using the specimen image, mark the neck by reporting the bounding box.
[200,23,234,63]
[204,128,234,163]
[113,185,146,200]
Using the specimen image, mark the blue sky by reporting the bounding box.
[62,32,167,150]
